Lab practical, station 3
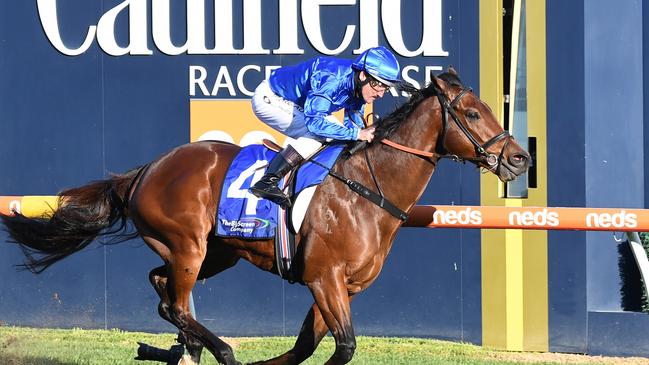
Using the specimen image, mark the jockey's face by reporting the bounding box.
[359,71,389,104]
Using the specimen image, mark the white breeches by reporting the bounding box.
[252,80,340,158]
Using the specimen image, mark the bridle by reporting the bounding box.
[380,85,511,172]
[433,86,510,170]
[334,83,514,221]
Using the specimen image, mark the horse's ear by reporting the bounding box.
[447,66,458,76]
[429,71,449,94]
[430,71,443,91]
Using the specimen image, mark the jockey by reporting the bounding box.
[250,46,401,207]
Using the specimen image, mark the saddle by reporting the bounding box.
[215,141,345,281]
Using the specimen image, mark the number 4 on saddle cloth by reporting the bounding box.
[216,142,345,280]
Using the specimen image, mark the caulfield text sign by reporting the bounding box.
[37,0,448,57]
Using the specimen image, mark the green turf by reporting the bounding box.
[0,326,599,365]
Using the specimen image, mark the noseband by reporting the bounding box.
[433,86,511,170]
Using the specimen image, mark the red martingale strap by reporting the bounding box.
[381,139,437,159]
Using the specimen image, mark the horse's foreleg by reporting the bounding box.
[249,303,329,365]
[308,269,356,365]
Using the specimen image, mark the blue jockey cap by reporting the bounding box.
[351,46,401,87]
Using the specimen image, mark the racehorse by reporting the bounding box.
[1,68,530,365]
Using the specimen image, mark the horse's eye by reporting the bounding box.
[466,111,480,121]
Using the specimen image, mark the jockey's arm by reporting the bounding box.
[344,105,366,129]
[303,95,360,140]
[345,106,375,142]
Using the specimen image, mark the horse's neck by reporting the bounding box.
[362,97,441,212]
[388,97,440,153]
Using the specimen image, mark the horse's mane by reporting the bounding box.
[369,71,464,143]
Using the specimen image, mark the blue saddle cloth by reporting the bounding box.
[216,143,344,239]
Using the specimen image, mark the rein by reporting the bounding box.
[380,139,435,159]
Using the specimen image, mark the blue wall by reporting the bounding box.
[547,0,648,355]
[0,0,483,342]
[546,0,587,352]
[584,0,644,312]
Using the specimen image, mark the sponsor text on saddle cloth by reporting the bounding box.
[217,143,345,239]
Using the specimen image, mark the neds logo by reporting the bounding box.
[432,207,482,225]
[585,210,638,229]
[508,209,559,227]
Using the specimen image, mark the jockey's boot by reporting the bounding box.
[250,145,304,208]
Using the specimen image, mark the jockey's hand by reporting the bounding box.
[357,126,376,142]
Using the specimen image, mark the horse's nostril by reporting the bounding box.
[510,153,530,167]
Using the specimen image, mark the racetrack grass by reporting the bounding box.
[1,326,648,365]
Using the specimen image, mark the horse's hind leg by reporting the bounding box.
[144,233,240,365]
[149,242,241,364]
[166,245,240,365]
[249,303,329,365]
[149,265,204,364]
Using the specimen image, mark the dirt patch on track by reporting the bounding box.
[486,351,649,364]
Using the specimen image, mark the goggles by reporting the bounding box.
[368,77,390,92]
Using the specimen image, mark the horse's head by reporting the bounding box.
[429,68,530,182]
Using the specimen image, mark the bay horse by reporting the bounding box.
[1,68,529,365]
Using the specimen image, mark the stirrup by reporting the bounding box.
[249,186,292,208]
[269,195,292,208]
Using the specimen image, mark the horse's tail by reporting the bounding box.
[1,165,147,274]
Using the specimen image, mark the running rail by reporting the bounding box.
[402,205,649,296]
[0,195,59,217]
[405,205,649,232]
[2,196,649,232]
